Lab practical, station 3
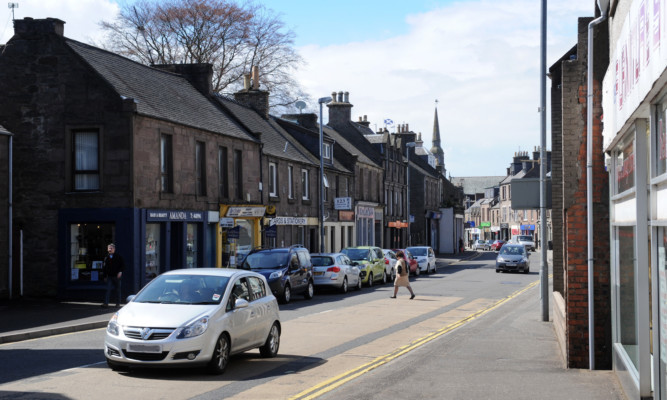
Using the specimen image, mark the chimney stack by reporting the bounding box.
[153,63,213,96]
[14,17,65,38]
[327,90,353,128]
[234,66,270,118]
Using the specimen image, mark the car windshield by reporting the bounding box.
[243,251,289,270]
[341,248,369,261]
[133,274,229,305]
[500,246,525,256]
[407,247,426,256]
[312,256,334,267]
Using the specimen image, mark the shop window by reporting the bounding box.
[656,104,667,177]
[617,225,638,369]
[615,138,635,194]
[69,223,115,283]
[73,129,100,191]
[658,227,667,371]
[186,223,199,268]
[145,223,161,281]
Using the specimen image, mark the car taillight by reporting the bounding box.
[327,266,341,273]
[385,258,389,264]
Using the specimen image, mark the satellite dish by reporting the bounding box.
[295,100,306,113]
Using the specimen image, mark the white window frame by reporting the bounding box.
[302,169,310,200]
[288,165,294,199]
[269,162,277,197]
[323,143,331,160]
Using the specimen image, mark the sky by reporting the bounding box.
[0,0,596,177]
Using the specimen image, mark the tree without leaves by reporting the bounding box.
[98,0,309,110]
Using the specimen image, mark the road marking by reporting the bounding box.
[289,278,542,400]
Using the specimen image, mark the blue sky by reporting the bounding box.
[1,0,595,177]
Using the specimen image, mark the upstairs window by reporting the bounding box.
[302,169,310,200]
[73,130,100,191]
[234,149,243,200]
[269,162,278,197]
[195,141,206,196]
[218,146,229,198]
[288,165,294,199]
[323,143,331,161]
[160,134,173,193]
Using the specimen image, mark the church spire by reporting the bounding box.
[430,99,445,175]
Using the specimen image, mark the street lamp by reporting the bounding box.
[405,142,416,247]
[0,128,13,298]
[318,96,333,253]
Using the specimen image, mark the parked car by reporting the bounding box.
[341,246,387,286]
[472,240,486,251]
[241,245,314,304]
[311,253,362,293]
[495,244,530,273]
[511,235,536,252]
[406,246,437,274]
[483,240,494,250]
[382,249,398,281]
[490,240,506,251]
[104,268,281,374]
[392,249,420,276]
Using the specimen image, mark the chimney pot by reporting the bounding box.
[338,91,344,103]
[251,66,260,89]
[331,91,337,101]
[243,74,251,90]
[344,91,349,103]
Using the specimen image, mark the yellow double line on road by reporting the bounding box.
[290,277,543,400]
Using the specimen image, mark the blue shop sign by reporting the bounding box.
[520,224,535,230]
[147,209,204,222]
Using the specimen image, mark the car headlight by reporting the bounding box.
[497,257,504,263]
[106,312,119,336]
[176,316,209,339]
[269,270,283,280]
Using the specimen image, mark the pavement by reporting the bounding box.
[0,250,627,399]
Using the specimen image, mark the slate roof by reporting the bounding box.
[214,96,316,165]
[327,121,383,167]
[65,39,255,142]
[450,176,505,195]
[273,117,351,175]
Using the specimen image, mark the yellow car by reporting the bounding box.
[341,246,387,286]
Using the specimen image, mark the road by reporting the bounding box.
[0,251,567,400]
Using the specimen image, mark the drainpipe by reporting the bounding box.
[0,131,12,299]
[587,8,607,371]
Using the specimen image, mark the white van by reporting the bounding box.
[511,235,535,252]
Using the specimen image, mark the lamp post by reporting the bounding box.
[0,128,13,299]
[406,142,416,247]
[318,96,332,253]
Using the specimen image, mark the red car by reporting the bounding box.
[490,240,506,251]
[392,249,420,276]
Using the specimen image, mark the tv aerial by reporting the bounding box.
[8,2,18,20]
[295,100,306,114]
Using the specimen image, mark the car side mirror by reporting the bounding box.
[351,261,359,266]
[126,295,135,303]
[234,298,249,309]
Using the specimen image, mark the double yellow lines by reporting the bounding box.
[290,278,542,400]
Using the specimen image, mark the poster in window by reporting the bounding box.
[71,268,79,280]
[92,261,103,269]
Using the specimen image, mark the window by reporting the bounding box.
[69,222,115,283]
[323,173,329,202]
[196,141,206,196]
[234,149,243,200]
[161,134,173,193]
[656,103,667,177]
[288,165,294,199]
[73,130,100,191]
[269,162,278,197]
[617,226,638,368]
[247,276,266,301]
[145,223,160,282]
[186,223,198,268]
[323,143,331,160]
[218,146,228,198]
[615,138,635,194]
[302,169,310,200]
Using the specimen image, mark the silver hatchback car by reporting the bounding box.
[311,253,362,293]
[495,244,530,273]
[104,268,281,374]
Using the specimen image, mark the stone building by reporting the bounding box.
[0,18,262,300]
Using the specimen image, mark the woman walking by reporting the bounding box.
[391,250,415,299]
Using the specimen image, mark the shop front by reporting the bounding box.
[264,215,319,250]
[217,205,265,268]
[356,204,375,246]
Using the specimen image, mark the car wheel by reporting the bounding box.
[304,281,314,299]
[207,333,231,374]
[340,277,348,294]
[281,284,291,304]
[259,323,280,358]
[382,271,388,284]
[496,269,500,273]
[367,273,373,287]
[415,267,420,276]
[523,268,529,274]
[356,275,363,290]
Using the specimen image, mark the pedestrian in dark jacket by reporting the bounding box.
[102,243,125,307]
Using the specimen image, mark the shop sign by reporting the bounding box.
[511,226,520,235]
[339,211,355,221]
[265,224,277,238]
[520,224,535,230]
[357,206,374,218]
[500,223,509,229]
[270,216,307,226]
[375,210,383,220]
[219,218,235,228]
[147,209,204,222]
[226,206,266,217]
[491,226,500,232]
[227,226,240,239]
[479,222,491,228]
[467,221,476,227]
[334,197,352,210]
[388,221,408,228]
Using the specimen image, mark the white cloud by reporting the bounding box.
[297,0,595,176]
